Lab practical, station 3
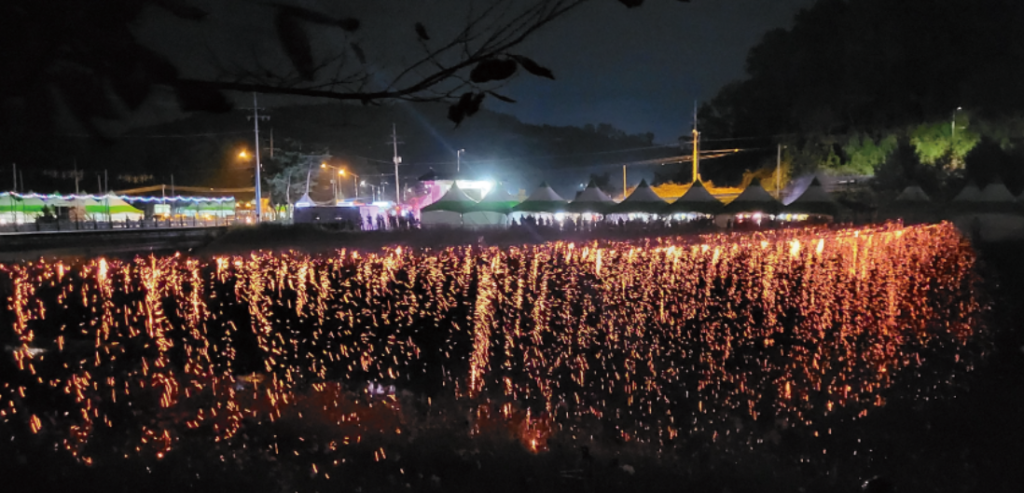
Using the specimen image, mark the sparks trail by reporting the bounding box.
[0,222,982,465]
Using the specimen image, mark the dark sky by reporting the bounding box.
[134,0,815,143]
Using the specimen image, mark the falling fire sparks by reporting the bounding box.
[0,223,982,466]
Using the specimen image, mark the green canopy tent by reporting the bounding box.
[664,181,724,216]
[421,182,478,226]
[85,194,143,221]
[0,194,45,224]
[608,179,667,215]
[565,179,615,215]
[463,185,519,227]
[512,182,568,214]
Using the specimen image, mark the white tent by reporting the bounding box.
[895,185,931,203]
[881,184,938,224]
[979,180,1018,203]
[783,177,840,218]
[608,179,667,218]
[952,181,983,202]
[722,181,783,214]
[566,180,615,215]
[665,181,723,216]
[949,179,1024,241]
[88,194,144,222]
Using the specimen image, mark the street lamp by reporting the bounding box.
[457,149,465,173]
[951,107,963,168]
[338,169,359,199]
[320,163,339,202]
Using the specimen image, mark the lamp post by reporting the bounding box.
[951,106,963,169]
[339,169,359,199]
[361,181,377,202]
[457,149,465,173]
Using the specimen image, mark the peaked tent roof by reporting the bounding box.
[723,181,783,214]
[610,179,668,214]
[566,180,615,214]
[784,177,841,216]
[86,194,143,215]
[979,180,1018,203]
[0,193,45,212]
[294,192,316,208]
[895,185,931,203]
[949,179,1021,214]
[471,185,520,213]
[512,182,567,213]
[952,181,983,202]
[666,181,723,215]
[421,182,479,213]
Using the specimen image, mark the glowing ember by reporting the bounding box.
[0,222,981,465]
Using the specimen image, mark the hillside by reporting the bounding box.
[66,102,683,199]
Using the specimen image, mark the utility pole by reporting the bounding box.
[246,93,268,222]
[12,163,16,192]
[391,124,402,204]
[104,169,108,194]
[951,106,962,169]
[775,144,782,200]
[691,102,700,183]
[622,164,627,200]
[73,159,79,194]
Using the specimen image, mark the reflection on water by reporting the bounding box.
[0,223,980,465]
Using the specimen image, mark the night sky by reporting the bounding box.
[132,0,814,143]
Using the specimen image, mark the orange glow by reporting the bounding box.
[0,222,981,465]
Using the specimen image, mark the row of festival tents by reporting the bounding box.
[883,179,1024,240]
[0,192,145,224]
[422,176,1024,228]
[421,177,845,226]
[0,192,237,225]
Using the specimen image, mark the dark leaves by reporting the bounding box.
[174,82,233,113]
[510,55,555,80]
[107,47,178,110]
[415,22,430,41]
[273,5,362,80]
[617,0,644,7]
[153,0,208,20]
[469,58,517,83]
[271,4,360,31]
[275,11,316,80]
[350,42,366,64]
[448,92,486,127]
[488,91,516,103]
[337,18,361,32]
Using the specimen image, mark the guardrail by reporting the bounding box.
[0,217,259,234]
